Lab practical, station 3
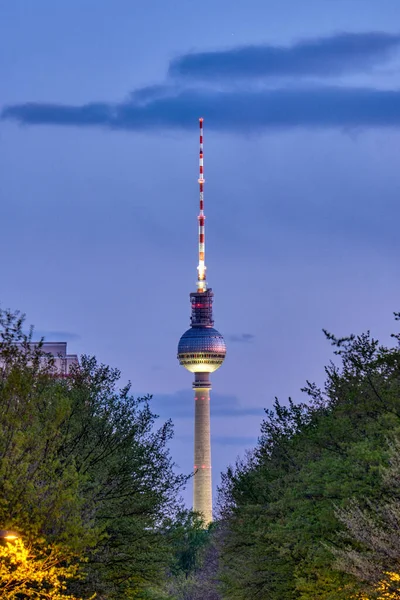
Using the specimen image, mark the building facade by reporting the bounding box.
[40,342,78,376]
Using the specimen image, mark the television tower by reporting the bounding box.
[177,118,226,525]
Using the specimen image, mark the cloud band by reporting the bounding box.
[3,86,400,131]
[3,32,400,133]
[169,32,400,80]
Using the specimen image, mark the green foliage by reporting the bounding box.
[6,305,400,600]
[163,512,221,600]
[0,309,187,599]
[218,318,400,600]
[167,511,209,578]
[333,439,400,598]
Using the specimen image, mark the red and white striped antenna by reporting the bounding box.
[197,117,207,292]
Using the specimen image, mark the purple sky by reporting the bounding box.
[2,0,400,508]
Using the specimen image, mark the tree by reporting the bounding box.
[0,309,187,599]
[333,440,400,599]
[164,512,221,600]
[217,317,400,600]
[0,537,89,599]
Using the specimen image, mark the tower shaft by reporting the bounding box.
[193,373,212,523]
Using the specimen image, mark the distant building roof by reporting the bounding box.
[13,341,79,376]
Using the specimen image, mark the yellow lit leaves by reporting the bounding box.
[356,572,400,600]
[0,538,93,599]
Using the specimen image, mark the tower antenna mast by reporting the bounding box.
[197,117,206,292]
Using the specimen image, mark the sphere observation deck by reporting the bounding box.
[178,327,226,373]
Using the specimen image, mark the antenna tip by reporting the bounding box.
[199,117,204,123]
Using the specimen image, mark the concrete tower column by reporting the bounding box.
[193,372,212,524]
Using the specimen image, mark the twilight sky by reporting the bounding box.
[2,0,400,508]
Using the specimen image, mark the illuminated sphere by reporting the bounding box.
[177,327,226,373]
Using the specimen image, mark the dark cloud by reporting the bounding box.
[2,103,116,128]
[151,390,263,419]
[3,32,400,133]
[4,85,400,132]
[169,32,400,81]
[226,333,255,343]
